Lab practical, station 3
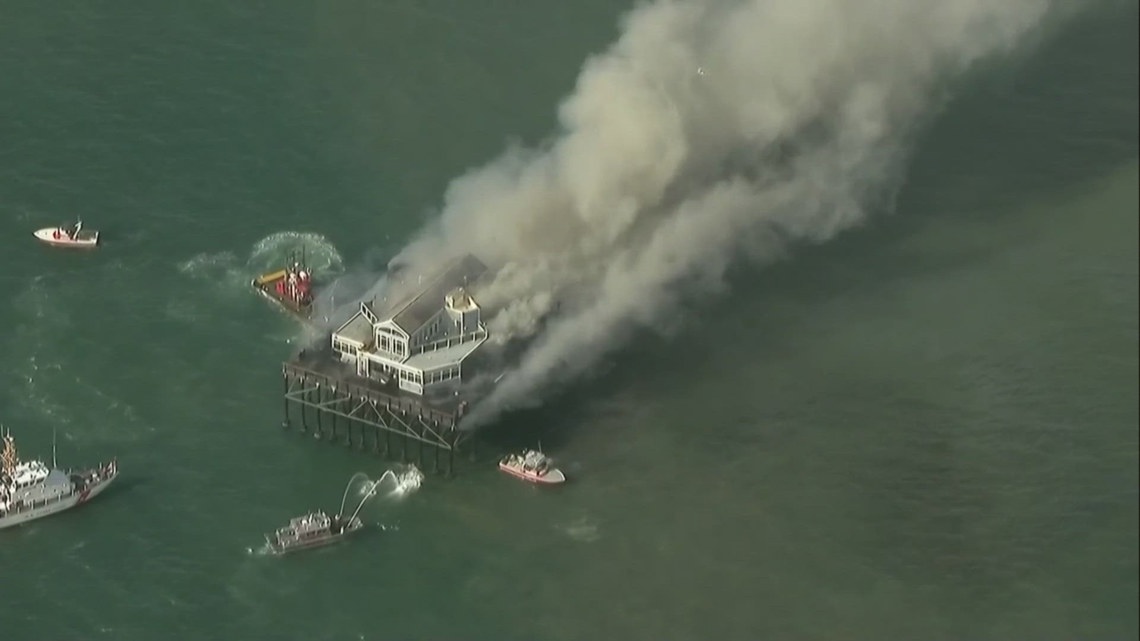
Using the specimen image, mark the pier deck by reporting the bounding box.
[282,347,473,475]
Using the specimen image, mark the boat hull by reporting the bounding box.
[0,464,117,530]
[498,462,567,485]
[33,228,100,248]
[250,273,314,320]
[265,521,363,556]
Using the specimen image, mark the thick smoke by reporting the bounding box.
[377,0,1065,428]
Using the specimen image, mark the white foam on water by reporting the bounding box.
[357,464,425,501]
[246,544,273,557]
[178,250,241,279]
[558,515,601,543]
[248,231,345,279]
[176,231,345,298]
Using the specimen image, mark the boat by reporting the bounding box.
[33,219,100,249]
[499,447,567,485]
[0,428,118,530]
[263,511,364,555]
[250,250,314,320]
[263,473,382,556]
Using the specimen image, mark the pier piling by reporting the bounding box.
[281,358,465,475]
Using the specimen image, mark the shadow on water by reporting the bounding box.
[471,1,1139,446]
[900,1,1139,220]
[474,395,592,456]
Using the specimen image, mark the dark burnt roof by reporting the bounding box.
[383,254,487,333]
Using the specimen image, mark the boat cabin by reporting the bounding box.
[278,511,331,540]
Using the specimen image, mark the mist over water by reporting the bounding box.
[332,0,1076,427]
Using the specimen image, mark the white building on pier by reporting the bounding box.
[331,254,489,396]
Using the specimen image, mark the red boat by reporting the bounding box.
[499,448,566,485]
[251,252,314,317]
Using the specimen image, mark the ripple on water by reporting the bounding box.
[172,231,347,331]
[557,514,601,543]
[7,276,149,442]
[177,231,344,291]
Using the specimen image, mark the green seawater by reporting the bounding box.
[1,2,1136,639]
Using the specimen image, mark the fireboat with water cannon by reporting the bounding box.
[251,249,315,320]
[263,471,395,555]
[0,428,118,530]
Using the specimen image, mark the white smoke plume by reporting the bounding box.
[378,0,1070,428]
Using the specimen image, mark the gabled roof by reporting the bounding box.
[382,254,487,334]
[334,312,373,346]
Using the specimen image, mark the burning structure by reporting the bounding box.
[280,254,495,474]
[329,254,489,397]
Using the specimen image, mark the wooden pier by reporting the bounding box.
[281,350,475,476]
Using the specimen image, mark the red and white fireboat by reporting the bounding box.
[499,448,567,485]
[33,219,100,249]
[251,253,314,318]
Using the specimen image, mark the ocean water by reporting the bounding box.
[0,2,1136,640]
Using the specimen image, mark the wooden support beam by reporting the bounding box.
[285,395,453,449]
[280,357,470,474]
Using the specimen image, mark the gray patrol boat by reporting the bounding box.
[0,429,118,530]
[264,474,383,555]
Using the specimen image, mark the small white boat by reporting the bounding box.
[33,219,99,249]
[499,447,567,485]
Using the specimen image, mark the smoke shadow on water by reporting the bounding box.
[898,1,1138,220]
[473,402,582,456]
[467,213,1040,461]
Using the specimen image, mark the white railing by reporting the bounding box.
[360,302,379,326]
[3,487,76,514]
[399,379,424,395]
[411,326,487,356]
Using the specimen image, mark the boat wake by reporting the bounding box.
[557,515,601,543]
[177,231,344,299]
[248,231,344,278]
[246,544,273,557]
